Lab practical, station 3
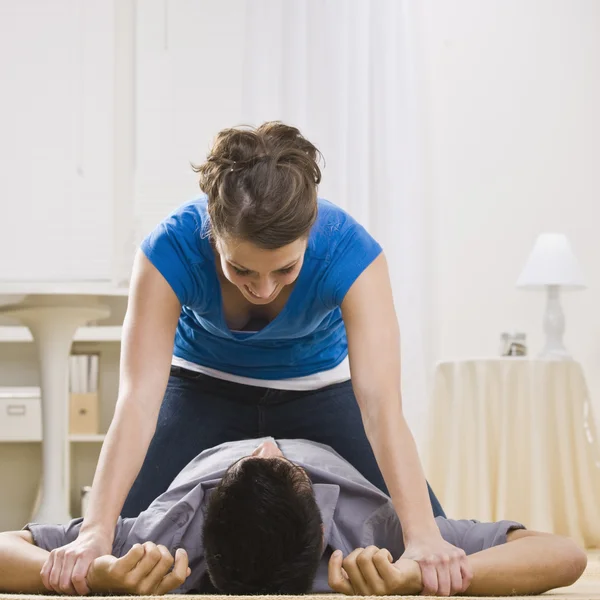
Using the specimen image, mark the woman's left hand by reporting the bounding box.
[401,534,472,596]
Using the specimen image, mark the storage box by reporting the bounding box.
[69,393,99,435]
[0,387,42,441]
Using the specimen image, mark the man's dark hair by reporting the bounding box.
[203,457,323,594]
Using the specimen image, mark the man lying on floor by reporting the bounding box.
[0,437,587,597]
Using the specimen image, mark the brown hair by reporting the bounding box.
[194,122,322,249]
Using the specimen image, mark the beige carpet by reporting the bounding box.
[2,553,599,599]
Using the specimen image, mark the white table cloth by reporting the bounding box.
[425,359,600,548]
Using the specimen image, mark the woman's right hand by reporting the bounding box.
[40,529,113,595]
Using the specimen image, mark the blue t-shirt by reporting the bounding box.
[141,196,382,380]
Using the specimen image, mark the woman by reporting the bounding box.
[42,123,471,596]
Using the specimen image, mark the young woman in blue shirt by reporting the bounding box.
[42,122,471,596]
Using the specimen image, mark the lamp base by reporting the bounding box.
[540,285,571,360]
[538,347,572,360]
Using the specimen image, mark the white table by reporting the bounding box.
[0,284,128,523]
[425,358,600,548]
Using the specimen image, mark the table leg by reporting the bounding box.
[3,305,109,523]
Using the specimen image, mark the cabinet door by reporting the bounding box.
[134,0,246,242]
[0,1,115,281]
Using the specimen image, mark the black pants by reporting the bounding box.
[121,366,446,518]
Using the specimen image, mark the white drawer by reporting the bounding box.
[0,389,42,442]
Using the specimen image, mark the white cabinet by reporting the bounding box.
[0,1,121,283]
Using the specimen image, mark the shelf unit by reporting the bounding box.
[0,434,106,444]
[0,326,122,528]
[0,326,122,343]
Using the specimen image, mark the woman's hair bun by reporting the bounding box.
[193,122,322,249]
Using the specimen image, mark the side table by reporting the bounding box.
[425,358,600,547]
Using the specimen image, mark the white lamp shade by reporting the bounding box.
[516,233,586,290]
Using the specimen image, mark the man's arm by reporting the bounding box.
[461,529,587,596]
[329,530,587,596]
[0,531,51,594]
[0,531,189,596]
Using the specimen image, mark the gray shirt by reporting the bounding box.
[26,438,524,593]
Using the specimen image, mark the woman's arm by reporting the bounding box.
[341,253,471,596]
[41,251,182,595]
[80,251,181,539]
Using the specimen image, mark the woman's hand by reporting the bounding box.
[87,542,190,596]
[402,534,472,596]
[328,546,422,596]
[40,529,113,595]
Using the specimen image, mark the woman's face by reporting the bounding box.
[215,236,307,305]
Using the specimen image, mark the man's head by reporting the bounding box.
[203,441,324,594]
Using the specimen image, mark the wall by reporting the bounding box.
[419,0,600,422]
[0,0,117,282]
[133,0,246,244]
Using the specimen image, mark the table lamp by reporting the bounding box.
[516,233,586,359]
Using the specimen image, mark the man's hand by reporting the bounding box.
[86,542,191,596]
[41,530,113,595]
[402,534,472,596]
[328,546,423,596]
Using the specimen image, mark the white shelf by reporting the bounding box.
[69,434,106,443]
[0,283,129,296]
[0,326,122,343]
[1,434,106,444]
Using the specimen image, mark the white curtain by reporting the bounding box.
[241,0,431,445]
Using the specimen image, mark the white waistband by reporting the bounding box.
[171,356,351,391]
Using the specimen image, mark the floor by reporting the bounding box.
[1,553,599,599]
